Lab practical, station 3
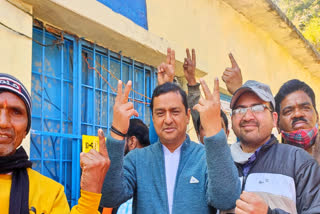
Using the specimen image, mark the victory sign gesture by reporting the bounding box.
[193,78,222,137]
[157,48,175,85]
[183,48,197,86]
[111,80,139,140]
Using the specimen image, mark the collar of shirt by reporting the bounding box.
[242,135,274,176]
[163,144,182,214]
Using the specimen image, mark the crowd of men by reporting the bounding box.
[1,47,320,214]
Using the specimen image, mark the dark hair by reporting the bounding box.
[195,110,229,134]
[127,118,150,147]
[220,110,229,130]
[150,82,188,114]
[275,79,317,116]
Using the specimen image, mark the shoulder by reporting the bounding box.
[27,168,64,191]
[27,169,69,212]
[125,142,162,161]
[270,143,317,166]
[273,143,312,158]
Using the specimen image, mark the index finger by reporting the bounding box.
[199,78,213,100]
[98,129,109,158]
[170,49,175,66]
[122,80,132,104]
[229,53,239,68]
[213,77,220,94]
[186,48,191,59]
[166,48,171,64]
[115,80,123,103]
[192,49,196,66]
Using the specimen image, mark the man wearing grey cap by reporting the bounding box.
[223,80,320,213]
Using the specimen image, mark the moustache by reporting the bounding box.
[240,120,259,127]
[292,117,307,126]
[0,128,14,136]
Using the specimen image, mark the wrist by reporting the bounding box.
[111,132,124,140]
[187,79,197,86]
[81,185,101,194]
[110,125,126,140]
[204,124,222,137]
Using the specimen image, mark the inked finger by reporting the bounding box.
[192,48,196,66]
[122,80,132,104]
[199,78,213,100]
[98,129,109,158]
[229,53,239,68]
[115,80,123,103]
[186,48,191,59]
[166,48,171,64]
[213,77,220,93]
[171,49,175,66]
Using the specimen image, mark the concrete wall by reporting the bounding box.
[0,0,33,154]
[146,0,320,141]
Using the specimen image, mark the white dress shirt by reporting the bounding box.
[163,144,182,214]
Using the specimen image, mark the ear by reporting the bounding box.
[128,136,138,151]
[186,108,191,124]
[272,112,278,128]
[23,130,27,139]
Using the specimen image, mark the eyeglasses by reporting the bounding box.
[232,104,272,116]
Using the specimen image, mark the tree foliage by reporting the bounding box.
[272,0,320,51]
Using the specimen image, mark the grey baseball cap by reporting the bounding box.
[230,80,275,109]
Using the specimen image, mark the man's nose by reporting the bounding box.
[292,108,304,119]
[164,112,173,124]
[0,109,10,128]
[242,108,255,121]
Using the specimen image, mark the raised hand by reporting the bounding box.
[183,48,197,86]
[80,129,110,193]
[235,192,268,214]
[222,53,243,94]
[111,80,139,140]
[157,48,175,85]
[193,78,222,137]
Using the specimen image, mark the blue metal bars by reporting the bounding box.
[30,26,156,206]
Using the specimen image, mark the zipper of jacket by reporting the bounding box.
[241,174,248,192]
[240,159,255,192]
[239,137,275,191]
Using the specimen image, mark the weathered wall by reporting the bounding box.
[0,0,33,154]
[5,0,320,143]
[146,0,320,141]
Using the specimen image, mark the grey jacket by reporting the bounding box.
[231,136,320,214]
